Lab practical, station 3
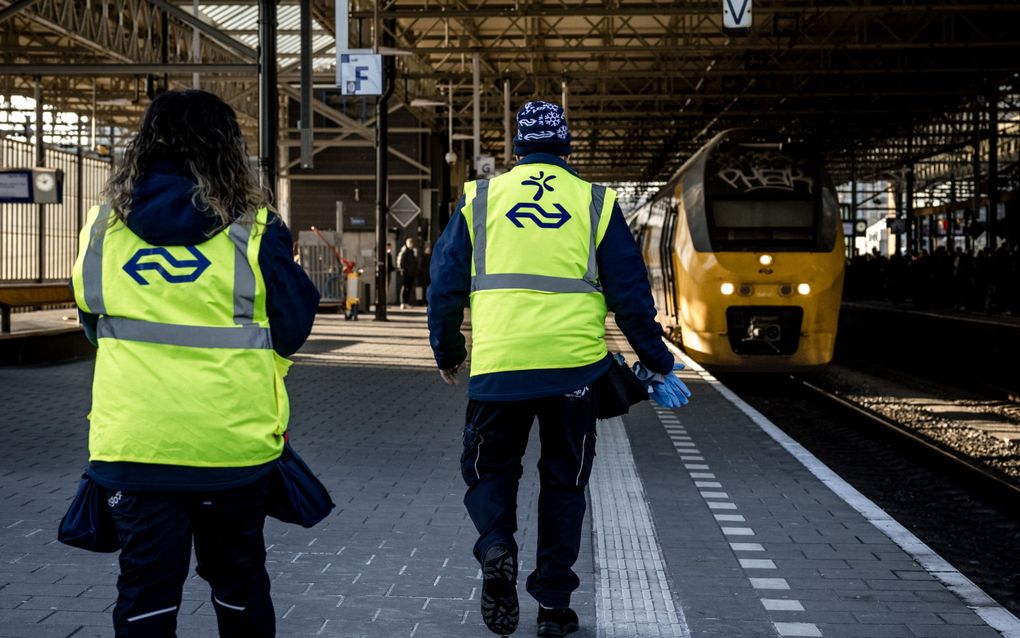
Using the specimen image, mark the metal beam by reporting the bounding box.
[0,0,41,23]
[0,63,257,75]
[146,0,257,60]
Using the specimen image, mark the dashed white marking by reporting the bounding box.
[707,502,737,510]
[762,599,804,611]
[774,622,821,637]
[739,559,776,569]
[680,456,705,461]
[690,472,715,479]
[730,542,765,552]
[749,578,790,590]
[714,514,746,522]
[722,527,755,536]
[700,491,729,498]
[695,481,722,488]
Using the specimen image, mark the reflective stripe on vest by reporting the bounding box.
[470,182,607,294]
[97,316,272,350]
[81,203,112,315]
[81,213,268,347]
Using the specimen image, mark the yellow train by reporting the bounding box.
[630,130,845,371]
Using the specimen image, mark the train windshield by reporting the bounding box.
[704,141,826,251]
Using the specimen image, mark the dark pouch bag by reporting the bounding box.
[593,354,650,419]
[57,472,120,553]
[267,443,336,528]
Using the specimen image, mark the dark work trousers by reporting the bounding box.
[461,387,598,609]
[106,477,275,638]
[400,272,416,305]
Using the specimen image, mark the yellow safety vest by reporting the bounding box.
[71,205,289,467]
[462,162,616,376]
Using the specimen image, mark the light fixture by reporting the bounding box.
[797,283,811,295]
[409,98,445,107]
[720,282,735,295]
[759,255,773,266]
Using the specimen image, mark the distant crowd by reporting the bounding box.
[844,244,1020,314]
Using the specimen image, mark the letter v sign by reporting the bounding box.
[723,0,752,30]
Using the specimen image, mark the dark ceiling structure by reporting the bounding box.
[1,0,1018,192]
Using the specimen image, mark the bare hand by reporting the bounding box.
[439,365,460,385]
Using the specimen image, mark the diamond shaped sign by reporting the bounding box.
[389,193,421,228]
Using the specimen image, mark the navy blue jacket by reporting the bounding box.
[427,154,673,401]
[76,160,320,491]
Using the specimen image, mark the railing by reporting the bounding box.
[0,136,111,283]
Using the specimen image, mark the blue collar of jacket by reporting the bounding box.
[515,153,579,176]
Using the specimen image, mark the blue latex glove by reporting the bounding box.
[634,362,691,408]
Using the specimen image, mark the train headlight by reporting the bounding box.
[797,283,811,295]
[720,282,735,295]
[759,255,774,266]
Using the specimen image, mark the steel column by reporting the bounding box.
[258,0,278,199]
[987,91,998,250]
[34,77,45,282]
[472,52,480,176]
[299,0,313,168]
[374,57,395,321]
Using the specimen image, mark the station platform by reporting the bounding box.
[1,310,1018,638]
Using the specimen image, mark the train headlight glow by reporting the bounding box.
[759,255,774,266]
[720,282,735,295]
[797,283,811,295]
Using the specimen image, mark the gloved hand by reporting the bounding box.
[634,362,692,408]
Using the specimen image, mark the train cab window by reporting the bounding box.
[703,141,832,251]
[710,200,818,245]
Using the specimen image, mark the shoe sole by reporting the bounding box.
[481,548,519,635]
[537,620,579,637]
[538,620,579,632]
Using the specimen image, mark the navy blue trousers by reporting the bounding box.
[461,388,598,608]
[105,477,275,637]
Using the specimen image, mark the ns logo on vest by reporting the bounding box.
[505,202,572,229]
[123,247,211,285]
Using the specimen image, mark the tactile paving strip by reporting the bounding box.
[589,416,690,638]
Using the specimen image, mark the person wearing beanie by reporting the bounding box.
[427,100,678,637]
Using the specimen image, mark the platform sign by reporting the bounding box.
[338,53,383,96]
[723,0,752,31]
[389,193,421,228]
[0,170,32,204]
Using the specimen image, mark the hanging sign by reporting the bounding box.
[723,0,752,32]
[338,53,383,96]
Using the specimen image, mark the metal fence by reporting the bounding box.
[0,136,111,282]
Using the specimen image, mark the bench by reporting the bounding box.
[0,283,75,333]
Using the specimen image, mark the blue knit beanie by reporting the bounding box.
[513,100,572,157]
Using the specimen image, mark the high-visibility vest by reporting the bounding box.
[461,162,616,376]
[71,205,289,467]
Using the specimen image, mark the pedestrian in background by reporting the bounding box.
[427,100,688,637]
[397,236,418,308]
[418,241,433,306]
[71,89,319,638]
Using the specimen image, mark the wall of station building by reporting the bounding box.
[283,101,450,273]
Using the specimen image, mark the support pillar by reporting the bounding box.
[34,76,45,282]
[258,0,278,200]
[987,91,999,250]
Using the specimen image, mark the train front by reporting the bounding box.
[674,135,844,370]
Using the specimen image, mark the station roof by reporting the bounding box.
[2,0,1018,189]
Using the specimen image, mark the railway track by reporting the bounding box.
[718,372,1020,617]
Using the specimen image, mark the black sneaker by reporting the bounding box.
[537,607,579,637]
[481,545,519,635]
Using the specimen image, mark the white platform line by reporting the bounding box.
[665,340,1020,638]
[590,416,690,637]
